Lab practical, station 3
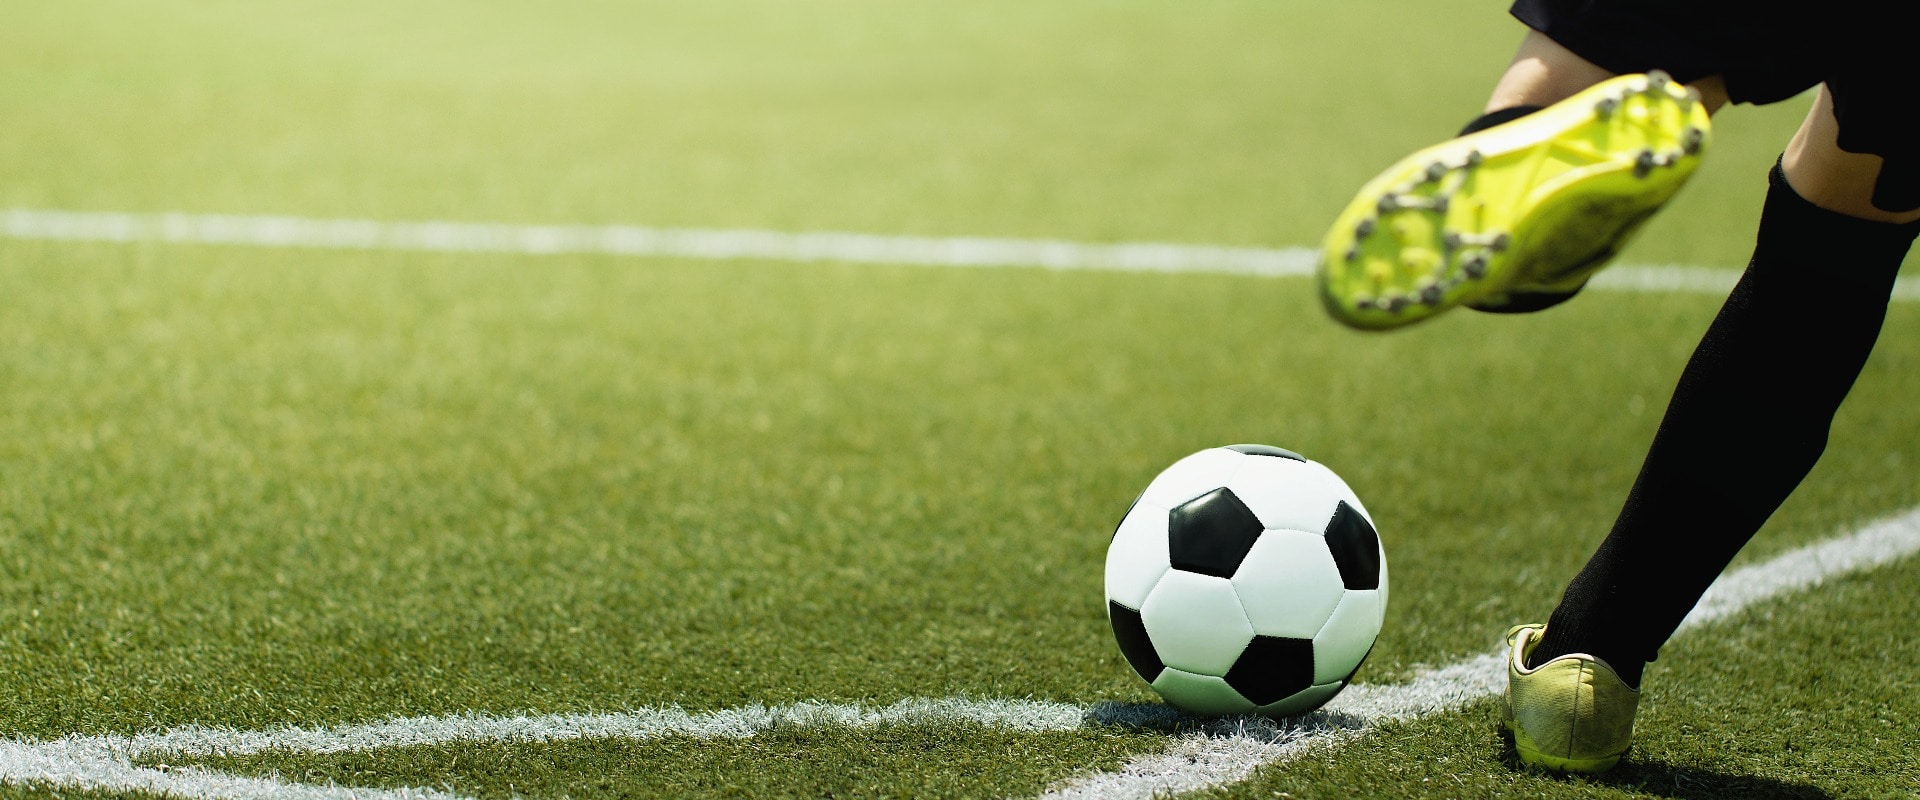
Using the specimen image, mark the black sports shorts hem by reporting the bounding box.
[1509,0,1918,210]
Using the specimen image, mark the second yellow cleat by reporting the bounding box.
[1502,623,1641,773]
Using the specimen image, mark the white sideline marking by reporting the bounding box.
[14,207,1920,301]
[6,508,1919,799]
[0,208,1314,277]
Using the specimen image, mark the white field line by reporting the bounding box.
[0,208,1312,277]
[1,700,1091,800]
[6,508,1919,800]
[12,207,1919,301]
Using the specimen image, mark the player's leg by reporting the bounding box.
[1780,87,1920,224]
[1318,30,1713,329]
[1484,30,1726,115]
[1519,85,1920,770]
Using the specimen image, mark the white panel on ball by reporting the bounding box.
[1325,473,1374,522]
[1104,502,1172,610]
[1138,448,1245,509]
[1139,571,1256,675]
[1229,530,1346,639]
[1150,668,1256,716]
[1255,681,1345,718]
[1310,589,1384,685]
[1225,456,1345,536]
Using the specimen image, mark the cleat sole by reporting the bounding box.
[1317,71,1712,330]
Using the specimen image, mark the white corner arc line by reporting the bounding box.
[6,508,1919,800]
[14,207,1920,301]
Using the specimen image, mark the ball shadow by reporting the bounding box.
[1083,701,1368,744]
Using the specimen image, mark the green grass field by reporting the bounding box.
[4,2,1918,798]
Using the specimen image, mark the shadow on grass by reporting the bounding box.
[1591,759,1833,800]
[1494,740,1834,800]
[1493,729,1833,799]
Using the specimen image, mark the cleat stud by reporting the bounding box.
[1345,246,1361,263]
[1465,150,1484,167]
[1634,149,1657,178]
[1462,253,1489,278]
[1382,295,1408,312]
[1425,161,1448,183]
[1432,194,1451,214]
[1682,127,1705,155]
[1441,231,1462,249]
[1377,194,1399,213]
[1646,70,1670,90]
[1355,218,1376,238]
[1594,97,1618,118]
[1354,297,1376,311]
[1419,284,1444,306]
[1490,232,1512,251]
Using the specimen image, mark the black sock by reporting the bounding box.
[1459,105,1543,137]
[1530,162,1920,687]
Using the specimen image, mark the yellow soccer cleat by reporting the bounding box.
[1501,623,1641,773]
[1319,71,1712,330]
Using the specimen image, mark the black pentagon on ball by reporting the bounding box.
[1324,500,1382,590]
[1167,487,1266,579]
[1108,600,1164,682]
[1225,444,1306,462]
[1224,635,1316,706]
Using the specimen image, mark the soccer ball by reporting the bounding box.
[1105,444,1387,716]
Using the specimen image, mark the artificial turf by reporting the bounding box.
[5,1,1918,798]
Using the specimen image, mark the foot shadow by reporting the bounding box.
[1590,759,1833,800]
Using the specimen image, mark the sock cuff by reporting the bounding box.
[1761,159,1920,279]
[1458,105,1544,137]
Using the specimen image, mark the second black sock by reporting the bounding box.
[1531,162,1920,686]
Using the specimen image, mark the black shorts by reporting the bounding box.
[1511,0,1917,210]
